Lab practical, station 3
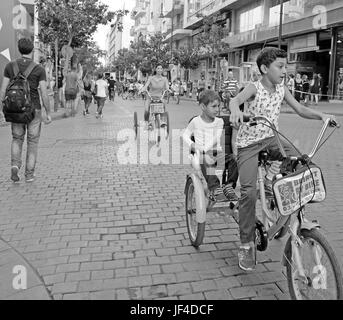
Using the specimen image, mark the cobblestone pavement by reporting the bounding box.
[0,97,342,300]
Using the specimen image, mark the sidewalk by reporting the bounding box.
[0,239,51,300]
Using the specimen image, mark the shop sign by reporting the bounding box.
[289,33,319,54]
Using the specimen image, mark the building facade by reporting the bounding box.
[106,16,123,67]
[183,0,343,100]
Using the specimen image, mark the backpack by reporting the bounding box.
[2,60,36,124]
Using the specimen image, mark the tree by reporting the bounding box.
[194,14,230,88]
[173,46,200,71]
[112,32,170,78]
[36,0,128,48]
[74,42,106,76]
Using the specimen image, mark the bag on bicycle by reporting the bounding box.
[272,164,326,217]
[2,60,36,124]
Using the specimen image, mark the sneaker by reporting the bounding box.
[223,185,239,202]
[11,166,20,183]
[238,245,256,271]
[211,187,227,202]
[83,110,86,116]
[25,175,35,183]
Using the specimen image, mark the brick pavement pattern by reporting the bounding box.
[0,98,342,300]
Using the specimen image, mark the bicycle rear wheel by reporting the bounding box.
[285,229,343,300]
[155,114,161,145]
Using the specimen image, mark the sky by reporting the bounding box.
[93,0,135,51]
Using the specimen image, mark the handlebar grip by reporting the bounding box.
[329,119,340,128]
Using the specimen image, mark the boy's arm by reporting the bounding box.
[229,83,256,127]
[231,128,238,158]
[284,87,335,122]
[182,120,197,152]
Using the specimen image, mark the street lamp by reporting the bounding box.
[278,0,284,49]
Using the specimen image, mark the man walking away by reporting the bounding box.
[64,66,79,117]
[0,38,52,183]
[95,73,108,119]
[108,76,115,101]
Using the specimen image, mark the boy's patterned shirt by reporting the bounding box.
[236,80,285,148]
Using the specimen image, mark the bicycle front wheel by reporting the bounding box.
[285,228,343,300]
[185,178,205,247]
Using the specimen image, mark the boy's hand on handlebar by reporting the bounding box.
[230,107,244,128]
[322,114,338,126]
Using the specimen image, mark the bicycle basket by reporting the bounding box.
[272,165,326,216]
[150,103,164,114]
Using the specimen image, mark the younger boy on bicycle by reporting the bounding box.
[229,47,336,271]
[183,90,239,202]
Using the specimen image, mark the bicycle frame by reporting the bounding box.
[253,116,338,281]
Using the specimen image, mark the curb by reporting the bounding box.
[0,239,52,300]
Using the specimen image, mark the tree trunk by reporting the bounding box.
[54,37,59,112]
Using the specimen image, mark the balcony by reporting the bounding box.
[185,0,238,30]
[131,4,147,19]
[163,0,184,18]
[165,23,192,41]
[135,24,148,34]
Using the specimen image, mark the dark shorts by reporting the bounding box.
[65,88,77,101]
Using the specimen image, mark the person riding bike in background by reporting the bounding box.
[229,47,336,272]
[139,65,170,129]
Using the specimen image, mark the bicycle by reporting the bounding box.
[184,115,343,300]
[133,90,170,145]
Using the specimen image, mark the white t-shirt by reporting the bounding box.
[183,115,224,153]
[95,79,108,98]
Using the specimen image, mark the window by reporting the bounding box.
[269,1,290,27]
[239,6,262,33]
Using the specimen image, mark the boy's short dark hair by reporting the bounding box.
[199,90,220,106]
[256,47,287,74]
[18,38,34,55]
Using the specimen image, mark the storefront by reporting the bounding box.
[333,27,343,100]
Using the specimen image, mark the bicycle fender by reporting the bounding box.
[189,173,207,224]
[300,220,321,231]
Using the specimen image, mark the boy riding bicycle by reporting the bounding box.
[229,47,336,271]
[183,90,239,203]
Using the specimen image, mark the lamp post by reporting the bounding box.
[278,0,284,49]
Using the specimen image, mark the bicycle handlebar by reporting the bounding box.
[144,90,170,100]
[242,115,340,160]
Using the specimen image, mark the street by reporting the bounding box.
[0,96,342,300]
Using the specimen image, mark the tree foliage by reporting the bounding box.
[173,46,200,70]
[36,0,128,48]
[74,41,106,75]
[112,32,170,77]
[194,14,230,58]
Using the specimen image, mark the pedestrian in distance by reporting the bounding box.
[94,73,108,119]
[0,38,52,183]
[287,74,295,96]
[302,74,310,105]
[310,73,320,105]
[82,73,93,115]
[294,73,303,102]
[229,47,336,271]
[64,65,79,117]
[108,76,116,101]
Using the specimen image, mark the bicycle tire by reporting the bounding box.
[285,228,343,300]
[165,112,170,139]
[185,178,205,247]
[133,112,138,139]
[155,114,161,145]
